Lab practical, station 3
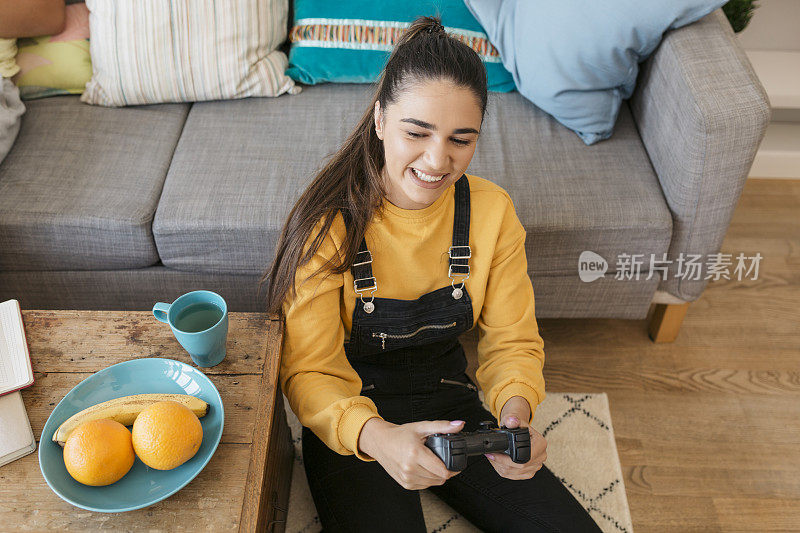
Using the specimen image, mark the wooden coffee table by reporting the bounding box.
[0,310,293,532]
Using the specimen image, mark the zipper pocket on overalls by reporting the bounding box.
[439,378,478,392]
[371,321,457,350]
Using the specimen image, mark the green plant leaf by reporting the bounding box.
[723,0,759,33]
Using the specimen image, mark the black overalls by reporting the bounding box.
[300,176,603,533]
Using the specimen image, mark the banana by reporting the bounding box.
[53,393,208,446]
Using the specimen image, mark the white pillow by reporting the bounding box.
[81,0,299,106]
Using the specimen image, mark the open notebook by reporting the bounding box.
[0,300,36,467]
[0,299,34,396]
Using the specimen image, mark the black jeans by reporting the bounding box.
[301,378,603,533]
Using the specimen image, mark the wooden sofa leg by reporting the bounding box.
[648,303,690,343]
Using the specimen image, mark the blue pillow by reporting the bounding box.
[464,0,727,145]
[286,0,515,92]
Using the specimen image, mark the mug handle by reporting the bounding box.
[153,302,171,324]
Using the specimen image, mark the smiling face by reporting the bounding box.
[374,78,483,210]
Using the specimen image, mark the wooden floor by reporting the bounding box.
[466,179,800,532]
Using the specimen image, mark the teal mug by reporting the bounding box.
[152,290,228,368]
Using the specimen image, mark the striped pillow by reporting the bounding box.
[286,0,515,92]
[81,0,298,107]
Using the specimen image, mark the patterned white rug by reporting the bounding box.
[283,392,633,533]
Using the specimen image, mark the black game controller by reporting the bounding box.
[425,421,531,471]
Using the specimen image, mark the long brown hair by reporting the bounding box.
[260,16,488,315]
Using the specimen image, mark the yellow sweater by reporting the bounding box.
[280,174,546,461]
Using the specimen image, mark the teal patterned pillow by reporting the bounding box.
[286,0,515,92]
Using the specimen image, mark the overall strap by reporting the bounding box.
[339,209,376,291]
[340,209,377,313]
[448,175,471,281]
[352,241,377,293]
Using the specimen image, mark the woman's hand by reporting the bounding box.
[486,395,547,480]
[358,417,465,490]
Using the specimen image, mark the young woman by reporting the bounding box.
[263,16,602,533]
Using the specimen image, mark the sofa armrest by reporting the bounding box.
[629,8,770,302]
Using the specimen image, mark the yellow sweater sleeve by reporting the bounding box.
[475,195,546,426]
[280,215,383,461]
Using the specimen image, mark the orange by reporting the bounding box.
[63,419,135,486]
[132,400,203,470]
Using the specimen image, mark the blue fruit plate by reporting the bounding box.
[39,358,224,512]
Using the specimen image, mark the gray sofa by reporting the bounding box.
[0,10,769,331]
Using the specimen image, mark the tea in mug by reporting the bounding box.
[174,302,224,333]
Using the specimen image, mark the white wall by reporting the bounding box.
[735,1,800,179]
[735,0,800,51]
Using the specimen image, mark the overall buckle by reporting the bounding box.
[352,250,373,268]
[448,245,471,260]
[353,277,377,313]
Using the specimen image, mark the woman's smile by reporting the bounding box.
[408,167,449,188]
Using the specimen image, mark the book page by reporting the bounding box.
[0,321,13,391]
[0,300,32,394]
[0,391,36,466]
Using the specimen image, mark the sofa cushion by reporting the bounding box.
[286,0,515,92]
[14,3,91,101]
[154,85,374,276]
[464,0,726,145]
[154,84,672,278]
[469,91,674,277]
[81,0,297,107]
[0,95,190,271]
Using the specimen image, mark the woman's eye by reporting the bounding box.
[405,131,471,146]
